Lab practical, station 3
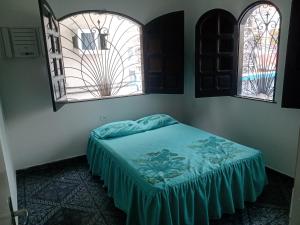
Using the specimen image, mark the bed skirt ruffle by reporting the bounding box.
[87,136,267,225]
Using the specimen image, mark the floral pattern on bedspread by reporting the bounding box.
[188,136,243,165]
[133,149,187,184]
[132,136,255,185]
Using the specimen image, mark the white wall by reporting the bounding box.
[183,0,300,177]
[289,128,300,224]
[0,0,299,178]
[0,0,185,170]
[0,98,17,212]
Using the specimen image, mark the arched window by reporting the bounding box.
[39,0,184,111]
[59,12,143,101]
[238,3,281,101]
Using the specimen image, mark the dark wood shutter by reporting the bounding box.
[39,0,67,111]
[282,0,300,108]
[195,9,237,97]
[143,11,184,94]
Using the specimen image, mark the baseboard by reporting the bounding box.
[265,165,294,179]
[16,154,86,173]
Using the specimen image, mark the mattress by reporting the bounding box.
[87,123,267,225]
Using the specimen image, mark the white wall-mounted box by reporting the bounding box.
[0,27,41,58]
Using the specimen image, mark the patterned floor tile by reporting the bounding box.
[62,185,98,210]
[17,156,293,225]
[266,212,290,225]
[54,167,83,183]
[43,207,102,225]
[85,184,111,210]
[23,201,59,225]
[246,205,287,225]
[32,180,80,203]
[24,176,52,198]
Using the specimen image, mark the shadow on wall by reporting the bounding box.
[0,0,41,26]
[0,61,185,169]
[0,58,52,121]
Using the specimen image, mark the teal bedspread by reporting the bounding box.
[87,123,267,225]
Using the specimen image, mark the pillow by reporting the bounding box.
[136,114,178,131]
[92,120,144,139]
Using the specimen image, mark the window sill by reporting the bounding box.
[232,95,277,104]
[66,93,145,104]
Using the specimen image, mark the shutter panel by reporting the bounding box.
[195,9,237,98]
[39,0,67,111]
[143,11,184,94]
[282,0,300,108]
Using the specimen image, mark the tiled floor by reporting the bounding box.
[17,156,294,225]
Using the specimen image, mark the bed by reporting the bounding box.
[87,114,267,225]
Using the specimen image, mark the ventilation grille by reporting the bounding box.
[10,28,39,57]
[0,27,42,58]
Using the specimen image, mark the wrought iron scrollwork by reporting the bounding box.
[239,4,280,100]
[59,12,143,101]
